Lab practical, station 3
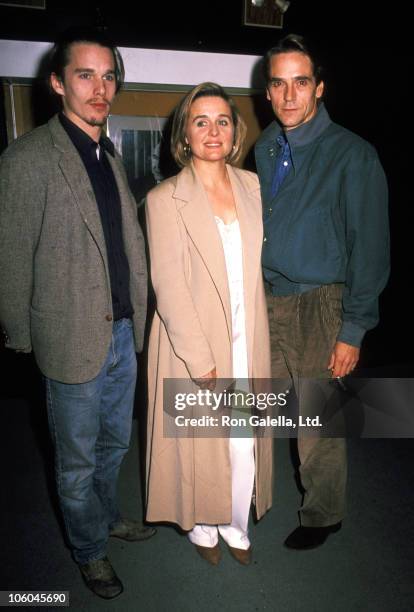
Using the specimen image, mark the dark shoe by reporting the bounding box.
[109,518,156,542]
[194,543,222,566]
[228,545,252,566]
[79,556,123,599]
[284,522,342,550]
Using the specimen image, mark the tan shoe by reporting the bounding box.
[194,543,222,566]
[228,545,252,565]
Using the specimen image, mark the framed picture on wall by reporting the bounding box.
[243,0,286,29]
[107,114,168,205]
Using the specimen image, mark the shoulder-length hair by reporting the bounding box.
[171,82,247,168]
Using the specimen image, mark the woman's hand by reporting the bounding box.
[193,367,217,390]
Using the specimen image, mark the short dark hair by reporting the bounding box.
[49,27,124,93]
[171,82,246,168]
[263,34,323,85]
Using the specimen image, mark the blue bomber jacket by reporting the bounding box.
[255,104,390,347]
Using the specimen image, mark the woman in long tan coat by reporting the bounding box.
[145,82,272,566]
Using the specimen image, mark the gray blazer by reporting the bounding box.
[0,114,147,384]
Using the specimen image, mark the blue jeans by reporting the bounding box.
[46,318,137,565]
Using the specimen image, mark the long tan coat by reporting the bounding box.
[145,162,272,530]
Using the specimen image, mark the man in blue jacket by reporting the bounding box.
[255,34,390,549]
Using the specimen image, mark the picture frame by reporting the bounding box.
[107,114,168,204]
[243,0,284,29]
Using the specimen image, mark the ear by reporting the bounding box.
[266,87,271,101]
[316,80,324,100]
[50,72,65,97]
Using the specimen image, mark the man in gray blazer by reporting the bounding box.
[0,28,154,599]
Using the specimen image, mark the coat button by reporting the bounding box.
[105,314,113,321]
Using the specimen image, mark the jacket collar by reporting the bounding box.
[48,113,78,152]
[286,103,332,148]
[172,161,199,205]
[46,114,109,273]
[172,161,259,204]
[47,113,115,155]
[58,112,115,157]
[256,102,332,151]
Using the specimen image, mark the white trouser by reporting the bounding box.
[188,435,255,550]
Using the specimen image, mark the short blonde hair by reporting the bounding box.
[171,82,247,168]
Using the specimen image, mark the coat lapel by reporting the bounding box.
[48,115,108,266]
[174,164,232,344]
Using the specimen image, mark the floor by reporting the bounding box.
[1,352,413,612]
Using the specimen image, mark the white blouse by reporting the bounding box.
[215,216,249,380]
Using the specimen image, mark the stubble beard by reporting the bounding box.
[87,116,108,127]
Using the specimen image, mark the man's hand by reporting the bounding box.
[328,341,360,378]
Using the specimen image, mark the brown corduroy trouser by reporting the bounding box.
[267,284,347,527]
